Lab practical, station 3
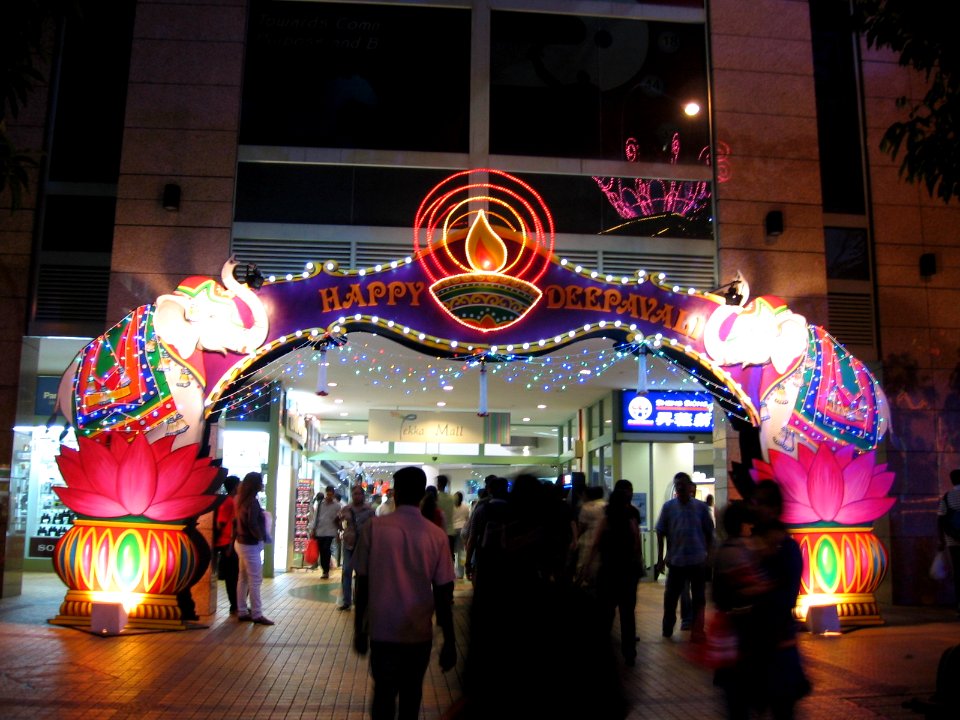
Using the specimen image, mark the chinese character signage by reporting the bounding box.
[620,389,713,434]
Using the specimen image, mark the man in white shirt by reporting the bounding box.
[436,474,458,562]
[310,486,342,578]
[376,488,395,516]
[353,466,456,720]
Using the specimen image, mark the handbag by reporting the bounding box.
[930,549,951,581]
[305,537,320,566]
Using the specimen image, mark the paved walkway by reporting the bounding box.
[1,570,959,719]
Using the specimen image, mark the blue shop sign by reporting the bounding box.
[35,376,60,417]
[620,389,714,434]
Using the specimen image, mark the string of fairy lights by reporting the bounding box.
[215,333,756,426]
[211,318,888,459]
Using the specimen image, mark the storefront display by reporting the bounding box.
[294,478,312,555]
[10,427,78,561]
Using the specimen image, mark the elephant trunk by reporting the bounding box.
[221,258,269,354]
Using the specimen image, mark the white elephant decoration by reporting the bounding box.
[703,294,889,459]
[56,258,268,450]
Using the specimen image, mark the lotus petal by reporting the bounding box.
[76,437,120,498]
[781,502,823,525]
[865,469,895,499]
[840,451,877,504]
[750,458,774,481]
[54,487,129,518]
[806,445,844,521]
[833,497,896,525]
[115,434,158,515]
[175,465,220,497]
[834,444,857,469]
[154,444,204,500]
[796,444,817,472]
[55,449,92,492]
[145,495,219,522]
[110,435,133,464]
[769,451,812,508]
[149,435,178,462]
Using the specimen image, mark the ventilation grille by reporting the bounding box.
[234,237,716,289]
[356,244,413,266]
[827,291,876,348]
[35,264,109,323]
[598,251,716,289]
[234,238,353,277]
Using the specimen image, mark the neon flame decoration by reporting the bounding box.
[465,210,508,272]
[414,169,555,332]
[414,169,554,285]
[593,134,730,220]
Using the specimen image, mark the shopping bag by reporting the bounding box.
[930,549,951,580]
[305,538,320,566]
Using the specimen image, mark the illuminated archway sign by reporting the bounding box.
[52,169,892,628]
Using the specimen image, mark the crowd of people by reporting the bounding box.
[203,467,808,720]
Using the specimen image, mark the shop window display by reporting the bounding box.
[10,427,78,560]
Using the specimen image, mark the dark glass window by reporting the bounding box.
[490,12,709,163]
[824,227,870,280]
[810,0,866,215]
[41,195,116,253]
[241,1,470,153]
[236,164,452,227]
[48,1,135,183]
[513,172,713,238]
[236,164,713,238]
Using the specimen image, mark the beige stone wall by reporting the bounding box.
[108,0,247,320]
[708,0,827,495]
[709,0,827,325]
[0,44,51,479]
[103,0,249,610]
[861,41,960,605]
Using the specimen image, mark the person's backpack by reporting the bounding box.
[943,494,960,541]
[479,500,509,555]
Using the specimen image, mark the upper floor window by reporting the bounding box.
[490,11,709,163]
[241,1,471,152]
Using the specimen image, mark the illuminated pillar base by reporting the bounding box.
[49,590,189,631]
[791,526,888,627]
[795,592,884,627]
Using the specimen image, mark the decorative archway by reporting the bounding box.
[51,169,892,628]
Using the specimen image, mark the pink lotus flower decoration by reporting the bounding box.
[750,445,895,525]
[54,434,220,522]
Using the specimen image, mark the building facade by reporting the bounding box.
[1,0,958,607]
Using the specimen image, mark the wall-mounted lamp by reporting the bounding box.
[765,210,784,237]
[162,183,181,212]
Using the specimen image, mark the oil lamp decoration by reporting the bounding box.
[49,433,220,630]
[414,169,554,332]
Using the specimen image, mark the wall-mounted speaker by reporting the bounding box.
[919,252,937,277]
